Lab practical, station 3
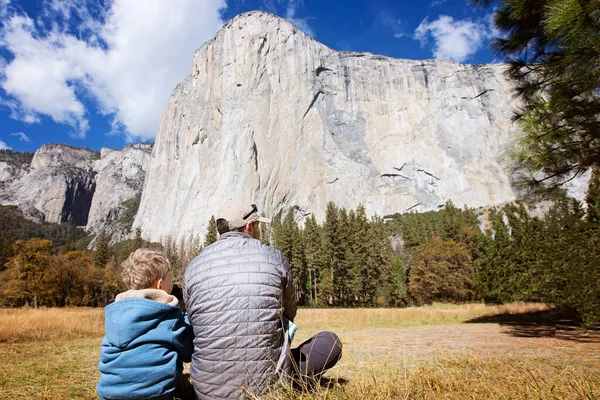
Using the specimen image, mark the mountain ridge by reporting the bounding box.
[0,12,589,244]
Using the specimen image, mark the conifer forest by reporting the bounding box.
[1,167,598,325]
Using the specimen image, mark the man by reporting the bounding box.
[183,199,342,399]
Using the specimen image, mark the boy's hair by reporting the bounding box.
[121,248,171,290]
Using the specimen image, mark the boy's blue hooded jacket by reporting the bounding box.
[97,289,193,400]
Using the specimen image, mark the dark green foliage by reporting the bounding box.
[271,203,398,307]
[2,195,597,322]
[110,234,161,263]
[119,194,141,232]
[94,231,110,267]
[476,195,600,325]
[386,201,481,248]
[472,0,600,190]
[586,167,600,224]
[273,211,309,304]
[0,205,89,269]
[132,228,143,252]
[0,149,34,166]
[303,215,323,304]
[204,216,218,247]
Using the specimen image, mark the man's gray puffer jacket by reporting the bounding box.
[183,232,297,400]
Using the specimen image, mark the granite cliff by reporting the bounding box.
[0,143,151,243]
[2,12,588,244]
[134,11,535,242]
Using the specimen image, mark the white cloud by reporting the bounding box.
[414,15,490,63]
[430,0,447,6]
[0,140,11,150]
[286,0,315,37]
[0,0,226,140]
[11,131,30,142]
[485,11,505,39]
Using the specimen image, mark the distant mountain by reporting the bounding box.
[0,144,151,244]
[133,11,587,243]
[1,12,589,245]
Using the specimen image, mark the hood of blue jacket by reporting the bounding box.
[104,290,178,348]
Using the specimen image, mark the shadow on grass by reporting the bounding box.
[466,307,600,343]
[319,377,349,389]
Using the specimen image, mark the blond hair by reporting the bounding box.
[121,248,171,290]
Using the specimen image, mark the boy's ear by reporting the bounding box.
[152,278,163,290]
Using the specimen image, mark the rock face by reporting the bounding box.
[0,145,98,225]
[2,12,588,245]
[0,144,151,241]
[0,151,32,193]
[86,144,153,241]
[134,11,531,242]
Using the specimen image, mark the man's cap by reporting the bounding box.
[217,200,272,231]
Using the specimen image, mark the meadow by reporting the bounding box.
[0,303,598,399]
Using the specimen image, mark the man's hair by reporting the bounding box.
[121,248,171,290]
[216,218,246,235]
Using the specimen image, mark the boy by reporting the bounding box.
[97,249,193,400]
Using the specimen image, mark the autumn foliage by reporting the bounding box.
[1,239,124,308]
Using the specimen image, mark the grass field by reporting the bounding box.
[0,303,598,399]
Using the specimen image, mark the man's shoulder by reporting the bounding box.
[190,237,286,268]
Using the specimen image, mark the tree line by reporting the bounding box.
[384,168,600,325]
[268,203,400,307]
[1,169,598,325]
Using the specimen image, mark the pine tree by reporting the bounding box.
[350,205,370,305]
[335,207,353,305]
[322,202,341,305]
[585,167,600,224]
[472,0,600,190]
[94,230,110,268]
[204,216,218,247]
[132,228,143,252]
[303,215,323,304]
[279,211,296,263]
[369,216,396,306]
[290,224,307,305]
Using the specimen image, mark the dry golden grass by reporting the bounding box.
[295,302,550,332]
[266,355,599,400]
[1,303,598,400]
[0,307,104,343]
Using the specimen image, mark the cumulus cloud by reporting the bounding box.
[0,140,11,150]
[414,15,490,63]
[286,0,315,37]
[11,131,30,142]
[0,0,226,140]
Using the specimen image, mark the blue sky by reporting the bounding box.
[0,0,499,153]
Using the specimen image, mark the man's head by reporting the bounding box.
[121,248,173,293]
[216,200,271,239]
